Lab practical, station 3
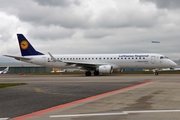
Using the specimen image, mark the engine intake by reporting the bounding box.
[98,65,113,73]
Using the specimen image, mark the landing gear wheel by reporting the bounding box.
[94,71,99,76]
[85,71,91,76]
[154,72,159,75]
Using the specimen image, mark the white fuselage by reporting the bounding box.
[21,53,176,70]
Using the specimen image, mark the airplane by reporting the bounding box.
[4,34,177,76]
[0,66,9,74]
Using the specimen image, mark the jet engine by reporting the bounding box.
[98,65,113,73]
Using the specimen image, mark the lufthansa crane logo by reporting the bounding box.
[20,40,28,50]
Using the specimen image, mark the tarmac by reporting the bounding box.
[0,74,180,120]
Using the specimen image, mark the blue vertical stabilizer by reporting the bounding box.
[17,34,44,56]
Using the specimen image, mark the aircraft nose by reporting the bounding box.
[170,60,177,67]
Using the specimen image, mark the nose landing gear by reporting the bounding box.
[153,69,159,75]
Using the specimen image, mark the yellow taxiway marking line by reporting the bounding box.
[34,88,59,94]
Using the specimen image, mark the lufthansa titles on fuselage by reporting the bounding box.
[119,55,149,58]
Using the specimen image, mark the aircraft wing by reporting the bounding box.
[48,52,106,68]
[48,52,102,68]
[64,61,104,67]
[3,55,31,60]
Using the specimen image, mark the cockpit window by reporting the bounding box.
[160,56,164,59]
[160,56,169,59]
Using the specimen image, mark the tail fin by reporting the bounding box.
[17,34,44,56]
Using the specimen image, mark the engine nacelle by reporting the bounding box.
[98,65,113,73]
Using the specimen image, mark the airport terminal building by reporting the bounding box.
[0,62,51,74]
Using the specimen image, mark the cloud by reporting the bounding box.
[28,25,75,40]
[0,0,180,62]
[33,0,81,7]
[0,0,92,29]
[140,0,180,9]
[83,29,113,39]
[95,1,159,28]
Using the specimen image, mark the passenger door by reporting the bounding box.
[151,56,155,64]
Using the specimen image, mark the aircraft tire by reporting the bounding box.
[94,71,99,76]
[85,71,91,76]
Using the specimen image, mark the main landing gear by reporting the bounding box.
[94,71,99,76]
[85,71,91,76]
[85,71,100,76]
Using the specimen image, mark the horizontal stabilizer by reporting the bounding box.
[3,55,31,61]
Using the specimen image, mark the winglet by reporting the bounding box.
[48,52,62,62]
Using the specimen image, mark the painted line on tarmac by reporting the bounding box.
[12,80,154,120]
[50,110,180,118]
[34,88,59,94]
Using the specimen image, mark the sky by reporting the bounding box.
[0,0,180,62]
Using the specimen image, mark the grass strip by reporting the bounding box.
[0,83,27,88]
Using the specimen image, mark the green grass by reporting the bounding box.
[0,83,27,88]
